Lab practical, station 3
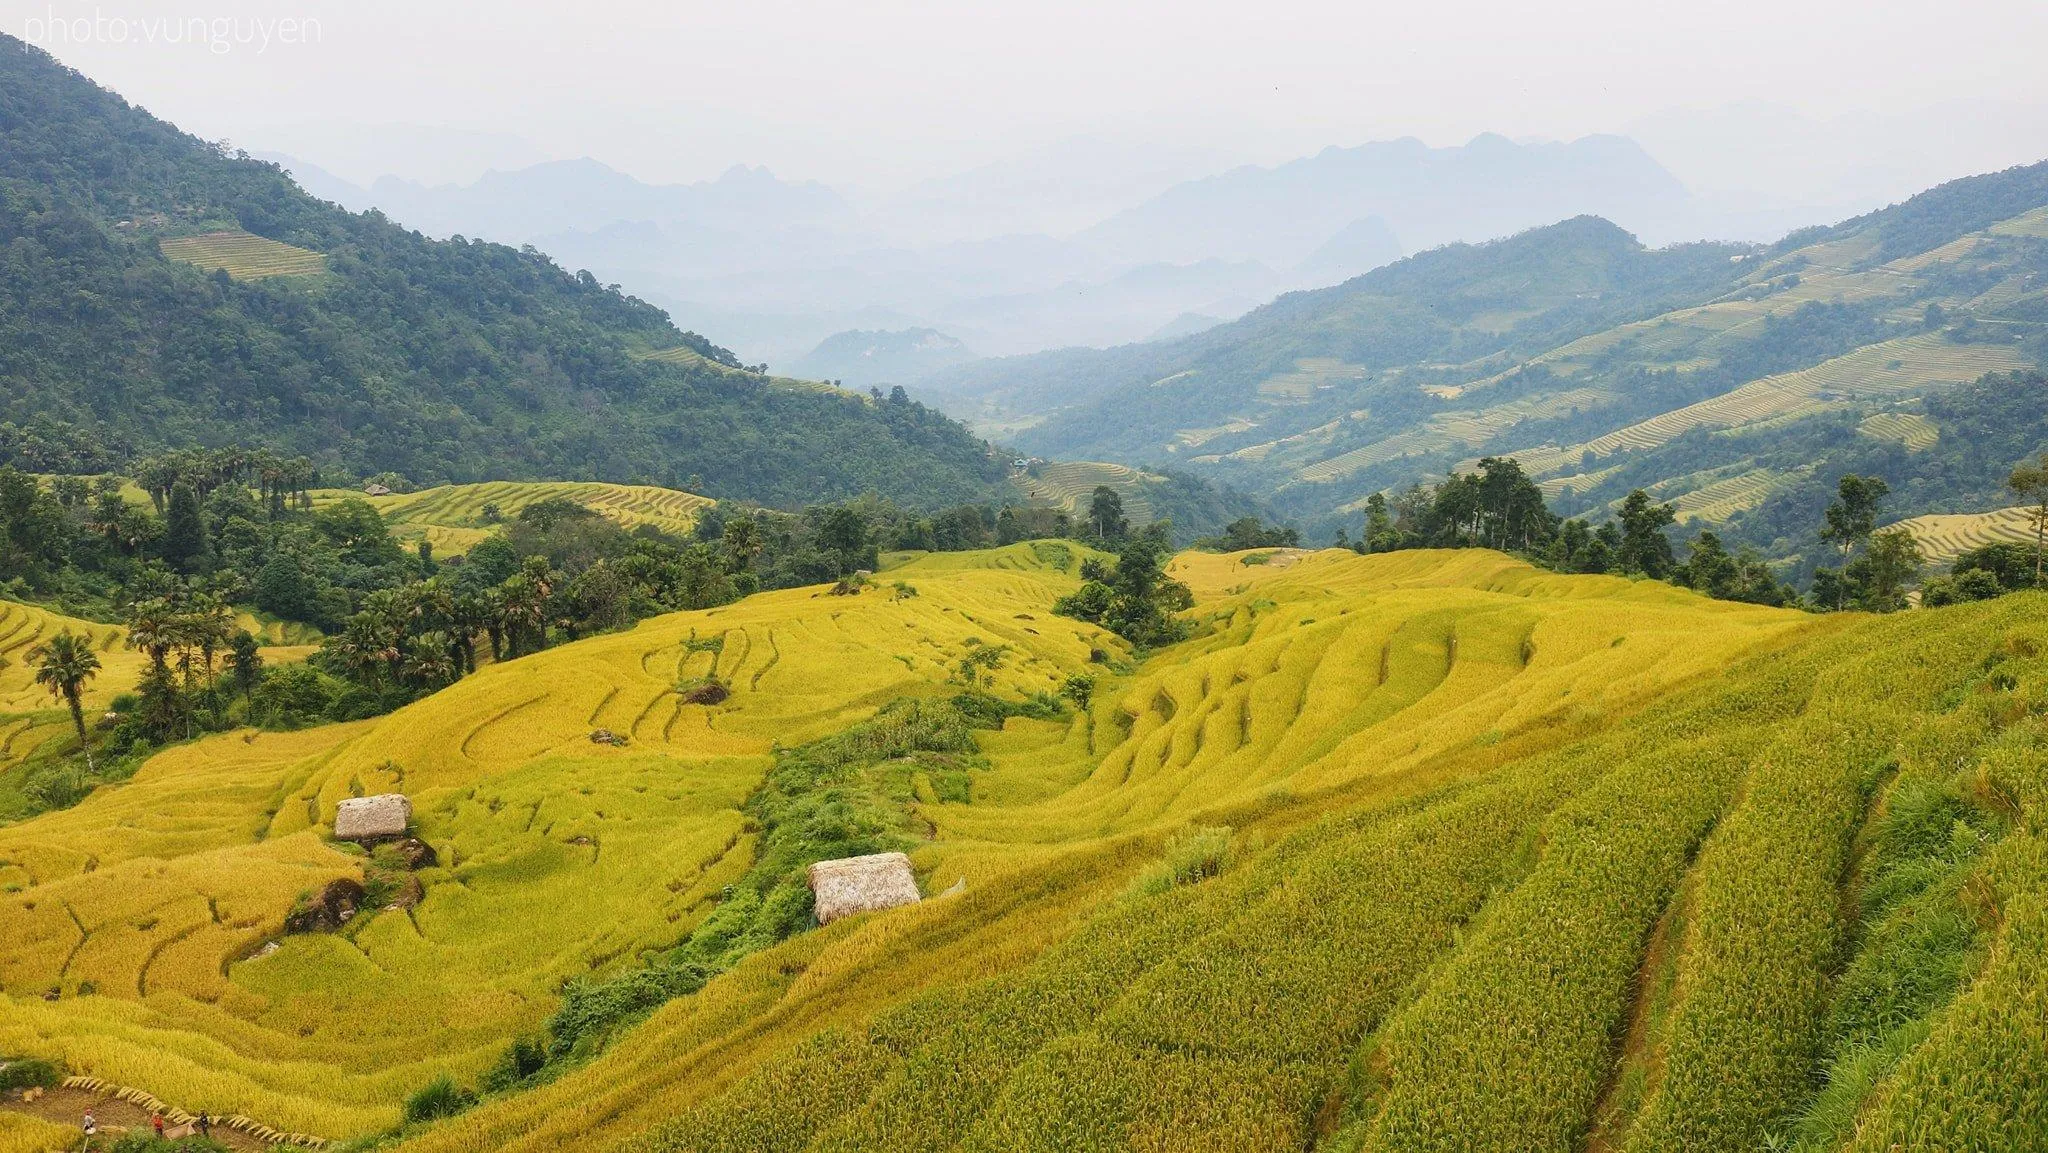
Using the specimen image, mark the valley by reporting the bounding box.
[1,20,2046,1153]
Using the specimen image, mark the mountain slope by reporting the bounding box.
[0,37,1008,509]
[923,216,1749,464]
[924,163,2048,536]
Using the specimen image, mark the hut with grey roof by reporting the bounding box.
[807,851,921,925]
[334,794,411,842]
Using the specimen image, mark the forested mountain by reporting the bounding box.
[921,163,2048,545]
[0,36,1009,509]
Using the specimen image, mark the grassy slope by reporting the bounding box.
[6,550,2046,1151]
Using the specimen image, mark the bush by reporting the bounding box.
[402,1074,477,1124]
[248,663,341,727]
[1128,826,1235,897]
[0,1056,59,1090]
[480,1035,549,1092]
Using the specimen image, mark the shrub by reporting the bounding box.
[0,1056,59,1090]
[1129,826,1235,897]
[481,1035,550,1092]
[403,1075,477,1124]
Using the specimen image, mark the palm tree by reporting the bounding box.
[721,516,763,574]
[125,598,179,674]
[30,631,101,770]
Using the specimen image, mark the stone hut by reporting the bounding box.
[806,852,921,925]
[334,793,411,842]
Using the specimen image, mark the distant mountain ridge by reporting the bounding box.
[1078,133,1692,268]
[264,131,1746,368]
[792,328,978,387]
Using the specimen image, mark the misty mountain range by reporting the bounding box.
[262,122,1993,379]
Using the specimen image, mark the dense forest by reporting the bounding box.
[0,36,1010,509]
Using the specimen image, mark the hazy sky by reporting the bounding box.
[11,0,2048,194]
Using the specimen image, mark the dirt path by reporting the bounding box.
[3,1085,269,1151]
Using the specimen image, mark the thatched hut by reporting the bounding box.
[807,852,920,924]
[334,794,411,842]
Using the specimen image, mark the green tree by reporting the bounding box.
[29,630,100,767]
[162,480,207,573]
[226,629,264,702]
[1819,474,1890,565]
[2009,452,2048,587]
[1614,490,1677,577]
[1847,527,1923,612]
[818,507,873,577]
[1363,492,1397,553]
[1087,486,1129,543]
[720,516,763,575]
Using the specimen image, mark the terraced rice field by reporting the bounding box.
[1254,358,1370,401]
[313,482,712,555]
[1897,505,2041,563]
[0,602,137,718]
[9,546,2048,1152]
[390,559,2048,1153]
[1857,411,1940,450]
[1291,385,1609,485]
[1013,462,1157,526]
[158,230,326,280]
[1506,335,2025,471]
[1991,205,2048,239]
[0,548,1111,1138]
[1666,467,1797,524]
[633,347,845,394]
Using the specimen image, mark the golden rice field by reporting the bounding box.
[157,230,326,280]
[1012,462,1157,526]
[1857,410,1941,450]
[0,547,1111,1138]
[312,481,712,556]
[386,572,2048,1153]
[1898,505,2042,564]
[0,602,135,719]
[7,546,2048,1152]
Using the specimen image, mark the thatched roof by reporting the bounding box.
[334,793,411,842]
[807,851,920,925]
